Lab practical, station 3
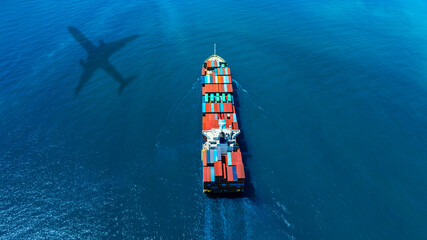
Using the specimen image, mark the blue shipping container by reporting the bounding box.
[232,166,237,181]
[206,150,210,163]
[227,152,232,165]
[210,150,214,164]
[210,166,215,182]
[211,103,215,113]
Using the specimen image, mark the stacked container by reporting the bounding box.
[201,56,245,193]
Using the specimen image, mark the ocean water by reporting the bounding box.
[1,0,427,239]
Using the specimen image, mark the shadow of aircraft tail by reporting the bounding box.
[118,75,137,95]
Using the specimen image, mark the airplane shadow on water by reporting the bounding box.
[68,26,139,95]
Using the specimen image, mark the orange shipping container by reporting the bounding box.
[224,103,232,112]
[203,167,210,182]
[227,84,233,92]
[214,103,220,113]
[202,150,207,166]
[219,84,224,93]
[227,166,234,182]
[231,152,243,165]
[214,161,223,177]
[236,163,245,179]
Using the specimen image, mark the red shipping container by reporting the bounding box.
[203,167,210,182]
[223,103,231,112]
[231,152,243,165]
[202,150,207,166]
[222,163,227,180]
[222,103,227,112]
[229,103,234,112]
[211,84,217,93]
[218,76,223,84]
[205,119,218,130]
[227,84,233,92]
[219,84,224,93]
[207,60,212,68]
[205,103,211,112]
[236,163,245,179]
[232,122,239,130]
[214,103,220,113]
[214,161,223,177]
[227,166,234,182]
[202,86,205,95]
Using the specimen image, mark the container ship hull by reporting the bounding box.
[201,54,245,193]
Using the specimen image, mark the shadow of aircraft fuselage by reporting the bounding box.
[68,26,139,95]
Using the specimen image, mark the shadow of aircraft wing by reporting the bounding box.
[104,34,140,55]
[75,61,96,95]
[68,26,96,52]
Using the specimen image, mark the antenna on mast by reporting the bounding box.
[214,43,216,55]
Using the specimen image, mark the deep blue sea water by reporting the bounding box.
[1,0,427,239]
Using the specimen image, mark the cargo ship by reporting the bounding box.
[201,46,245,193]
